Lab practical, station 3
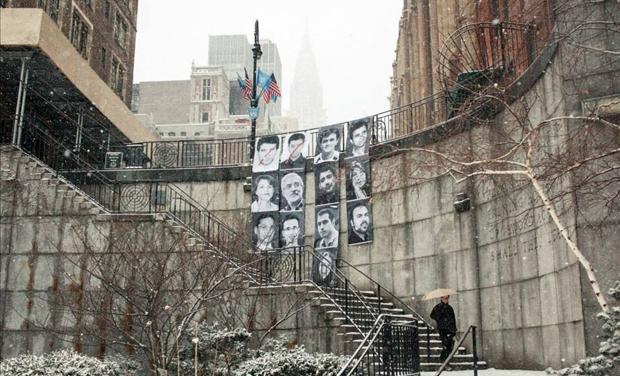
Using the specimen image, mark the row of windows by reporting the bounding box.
[63,3,127,100]
[158,132,203,137]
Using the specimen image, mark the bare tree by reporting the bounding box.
[41,216,255,375]
[383,90,619,313]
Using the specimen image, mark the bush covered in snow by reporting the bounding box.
[0,350,138,375]
[171,322,253,375]
[170,323,348,376]
[233,344,348,376]
[548,279,619,376]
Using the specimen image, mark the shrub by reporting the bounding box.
[233,345,348,376]
[0,350,138,375]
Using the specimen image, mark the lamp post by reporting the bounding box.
[248,20,262,165]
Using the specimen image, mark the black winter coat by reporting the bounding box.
[430,302,456,333]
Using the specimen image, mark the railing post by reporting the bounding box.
[12,58,29,147]
[345,279,349,322]
[472,325,478,376]
[377,285,381,315]
[427,324,430,363]
[383,316,393,376]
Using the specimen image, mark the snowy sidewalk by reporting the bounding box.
[421,369,547,376]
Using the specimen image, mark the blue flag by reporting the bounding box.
[256,69,272,89]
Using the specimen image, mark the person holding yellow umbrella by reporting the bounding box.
[424,288,457,368]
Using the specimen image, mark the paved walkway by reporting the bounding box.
[421,369,547,376]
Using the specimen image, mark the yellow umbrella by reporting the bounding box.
[421,288,457,301]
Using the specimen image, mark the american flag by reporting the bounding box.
[262,73,281,103]
[243,68,252,100]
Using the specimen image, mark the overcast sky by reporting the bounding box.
[133,1,403,124]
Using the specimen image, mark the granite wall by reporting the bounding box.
[98,50,620,369]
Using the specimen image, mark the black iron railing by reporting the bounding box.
[256,246,381,333]
[7,122,268,283]
[107,92,449,170]
[434,325,479,376]
[338,314,420,376]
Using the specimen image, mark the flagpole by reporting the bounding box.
[249,20,262,165]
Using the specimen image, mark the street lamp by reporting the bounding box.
[248,20,262,165]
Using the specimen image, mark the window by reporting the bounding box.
[180,132,187,137]
[202,78,212,100]
[113,12,128,50]
[38,0,59,22]
[104,0,110,18]
[70,10,90,58]
[159,132,164,136]
[167,132,176,137]
[201,112,209,123]
[100,47,107,68]
[110,58,125,99]
[194,132,201,136]
[49,0,59,22]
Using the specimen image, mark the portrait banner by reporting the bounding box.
[280,211,304,253]
[251,172,280,213]
[253,134,281,172]
[345,117,370,158]
[346,199,373,245]
[314,204,340,249]
[314,124,344,164]
[311,247,338,287]
[252,211,279,252]
[314,162,339,205]
[345,156,371,201]
[280,132,308,170]
[279,170,305,212]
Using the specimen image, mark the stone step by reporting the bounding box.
[420,360,487,371]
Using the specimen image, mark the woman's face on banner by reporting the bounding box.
[352,166,366,188]
[256,178,274,201]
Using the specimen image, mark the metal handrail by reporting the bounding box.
[434,325,479,376]
[337,313,420,376]
[338,313,418,375]
[337,256,434,330]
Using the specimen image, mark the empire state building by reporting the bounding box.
[289,32,327,130]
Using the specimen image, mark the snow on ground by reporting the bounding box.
[421,369,547,376]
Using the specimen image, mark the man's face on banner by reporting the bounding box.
[281,174,303,204]
[288,138,304,160]
[318,252,333,279]
[351,205,370,234]
[282,218,300,246]
[257,142,277,166]
[255,216,275,243]
[318,170,336,194]
[317,212,336,239]
[351,126,368,149]
[320,132,339,154]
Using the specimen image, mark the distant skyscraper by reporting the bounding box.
[208,35,252,80]
[289,32,326,129]
[209,35,282,116]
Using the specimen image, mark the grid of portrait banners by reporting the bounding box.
[345,117,373,246]
[311,124,343,286]
[251,133,308,253]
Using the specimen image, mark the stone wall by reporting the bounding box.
[99,48,620,369]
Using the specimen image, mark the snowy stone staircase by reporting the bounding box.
[1,146,107,217]
[307,286,487,372]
